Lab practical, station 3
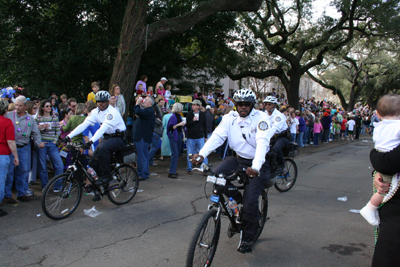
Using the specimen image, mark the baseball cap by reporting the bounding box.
[161,77,168,81]
[192,99,202,105]
[206,105,211,109]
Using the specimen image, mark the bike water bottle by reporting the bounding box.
[228,197,239,216]
[87,165,98,180]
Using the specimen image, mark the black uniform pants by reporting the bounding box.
[271,136,289,165]
[89,136,125,179]
[213,156,273,240]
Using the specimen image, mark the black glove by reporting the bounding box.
[83,141,93,149]
[61,136,71,143]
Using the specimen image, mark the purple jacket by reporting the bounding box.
[135,80,147,93]
[321,115,332,129]
[298,117,306,132]
[167,113,182,142]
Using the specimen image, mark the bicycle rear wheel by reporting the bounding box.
[253,190,268,243]
[41,172,82,220]
[106,164,139,205]
[274,158,298,192]
[186,209,221,267]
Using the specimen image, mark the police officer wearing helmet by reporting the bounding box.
[63,91,126,187]
[192,88,275,254]
[263,95,289,174]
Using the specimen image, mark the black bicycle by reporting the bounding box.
[41,142,139,220]
[186,162,276,267]
[273,142,299,192]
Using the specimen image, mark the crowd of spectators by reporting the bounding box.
[0,81,376,216]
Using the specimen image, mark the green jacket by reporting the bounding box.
[62,115,86,143]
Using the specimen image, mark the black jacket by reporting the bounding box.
[132,105,155,143]
[186,111,207,139]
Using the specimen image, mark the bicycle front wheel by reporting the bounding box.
[274,158,298,192]
[186,209,221,267]
[106,164,139,205]
[253,190,268,243]
[41,172,82,220]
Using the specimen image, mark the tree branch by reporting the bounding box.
[148,0,263,43]
[306,71,348,109]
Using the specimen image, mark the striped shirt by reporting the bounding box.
[35,115,61,142]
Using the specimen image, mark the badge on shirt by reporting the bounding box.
[107,114,113,120]
[275,117,281,122]
[258,121,269,131]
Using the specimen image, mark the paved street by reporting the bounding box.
[1,137,375,267]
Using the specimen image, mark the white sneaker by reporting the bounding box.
[26,188,34,196]
[360,206,380,226]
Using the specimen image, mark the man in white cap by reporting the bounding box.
[155,77,168,96]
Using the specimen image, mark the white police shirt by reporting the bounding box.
[199,109,274,172]
[265,108,288,134]
[68,105,126,143]
[86,105,126,134]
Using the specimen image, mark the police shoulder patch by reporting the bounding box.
[275,116,281,122]
[258,121,269,131]
[107,114,113,120]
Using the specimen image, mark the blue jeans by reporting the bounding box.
[169,133,183,174]
[149,132,161,165]
[291,133,296,143]
[303,126,309,144]
[322,129,330,143]
[37,141,64,189]
[29,149,38,182]
[134,139,150,179]
[186,138,208,171]
[0,155,10,203]
[5,145,31,198]
[313,133,320,146]
[298,132,304,147]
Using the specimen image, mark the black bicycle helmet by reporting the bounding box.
[95,91,111,102]
[233,88,256,104]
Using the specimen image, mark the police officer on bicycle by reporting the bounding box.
[62,91,126,187]
[263,95,289,175]
[192,88,275,254]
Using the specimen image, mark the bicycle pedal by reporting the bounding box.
[92,195,102,202]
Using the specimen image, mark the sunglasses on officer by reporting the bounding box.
[237,102,252,107]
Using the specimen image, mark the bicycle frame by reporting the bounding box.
[65,144,120,195]
[207,182,245,232]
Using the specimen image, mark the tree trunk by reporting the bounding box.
[109,0,148,118]
[110,0,263,117]
[284,71,301,110]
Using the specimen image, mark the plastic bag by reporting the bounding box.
[84,206,103,218]
[337,196,347,202]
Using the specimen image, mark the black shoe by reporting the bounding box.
[168,173,178,179]
[17,195,32,202]
[92,195,102,202]
[95,176,113,187]
[84,184,94,193]
[238,240,253,254]
[0,209,7,217]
